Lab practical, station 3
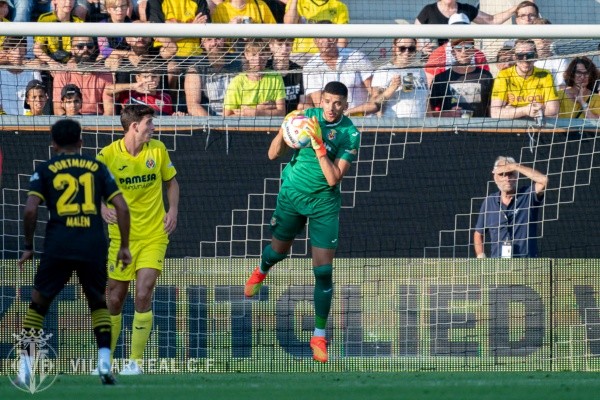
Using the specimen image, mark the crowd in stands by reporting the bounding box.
[0,0,599,121]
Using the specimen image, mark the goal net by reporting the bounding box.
[1,17,600,373]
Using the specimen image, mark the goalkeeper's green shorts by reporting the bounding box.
[270,186,341,249]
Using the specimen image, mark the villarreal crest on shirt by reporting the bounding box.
[97,139,177,241]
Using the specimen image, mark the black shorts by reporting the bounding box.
[34,256,107,303]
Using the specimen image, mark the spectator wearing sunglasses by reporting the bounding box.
[52,37,114,115]
[490,39,559,120]
[370,38,428,118]
[429,38,493,118]
[424,14,490,87]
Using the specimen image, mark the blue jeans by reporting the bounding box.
[10,0,52,22]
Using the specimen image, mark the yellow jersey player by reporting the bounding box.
[97,104,179,375]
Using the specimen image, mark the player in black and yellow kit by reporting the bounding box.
[97,104,179,375]
[17,119,131,386]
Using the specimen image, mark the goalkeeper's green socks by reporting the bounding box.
[313,264,333,331]
[259,245,287,274]
[130,310,153,361]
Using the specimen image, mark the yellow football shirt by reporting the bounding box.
[286,0,349,54]
[34,12,83,54]
[160,0,204,57]
[212,0,276,24]
[97,139,177,241]
[491,66,558,108]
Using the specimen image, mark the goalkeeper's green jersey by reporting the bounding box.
[281,107,360,198]
[97,138,177,241]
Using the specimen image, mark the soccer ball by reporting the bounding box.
[281,112,313,149]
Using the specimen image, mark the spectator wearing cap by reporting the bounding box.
[428,38,494,118]
[61,84,83,116]
[424,15,490,86]
[52,37,114,115]
[0,37,42,115]
[490,39,559,119]
[24,79,49,116]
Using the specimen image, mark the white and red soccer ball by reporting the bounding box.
[281,112,313,149]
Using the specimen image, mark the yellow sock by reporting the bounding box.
[130,310,153,361]
[23,307,45,331]
[110,314,122,356]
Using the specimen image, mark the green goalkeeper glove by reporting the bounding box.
[308,117,327,158]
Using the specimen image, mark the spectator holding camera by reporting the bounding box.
[33,0,84,69]
[370,38,428,118]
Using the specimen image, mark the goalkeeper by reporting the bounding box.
[244,81,360,363]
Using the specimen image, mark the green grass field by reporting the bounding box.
[1,372,599,400]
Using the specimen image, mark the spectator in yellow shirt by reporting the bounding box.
[284,0,349,65]
[212,0,276,24]
[558,57,600,120]
[490,39,559,120]
[33,0,84,69]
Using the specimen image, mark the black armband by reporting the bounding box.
[24,243,33,251]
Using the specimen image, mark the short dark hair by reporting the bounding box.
[323,81,348,98]
[51,119,81,147]
[120,104,155,132]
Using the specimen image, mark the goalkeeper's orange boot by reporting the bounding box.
[244,267,267,298]
[310,336,328,363]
